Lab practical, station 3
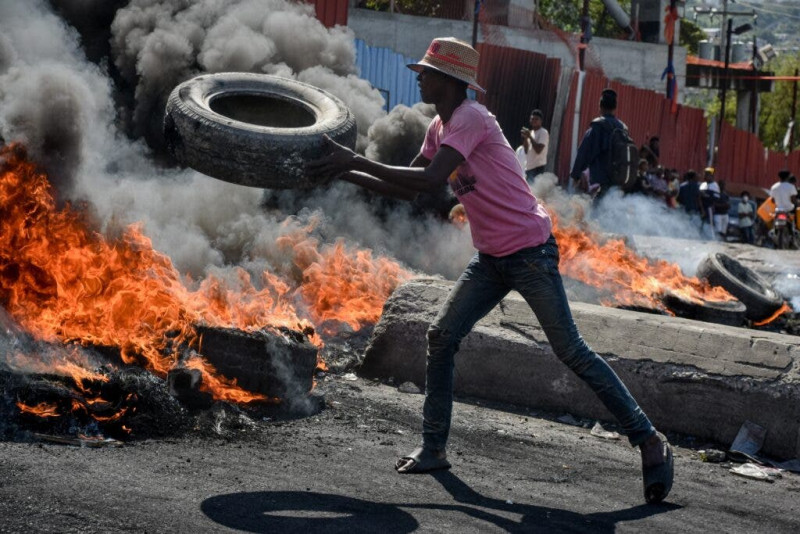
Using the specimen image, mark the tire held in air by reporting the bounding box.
[164,72,357,189]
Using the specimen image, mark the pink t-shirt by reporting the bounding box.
[422,100,552,257]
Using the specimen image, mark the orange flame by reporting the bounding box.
[16,401,60,418]
[753,302,792,327]
[552,215,734,312]
[183,357,274,404]
[0,144,409,408]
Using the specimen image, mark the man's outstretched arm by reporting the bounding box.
[308,135,463,197]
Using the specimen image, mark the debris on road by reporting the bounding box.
[590,421,621,440]
[730,463,783,482]
[728,420,767,463]
[33,433,124,448]
[699,449,727,463]
[397,381,421,394]
[556,414,583,426]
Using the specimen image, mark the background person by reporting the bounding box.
[699,167,720,238]
[570,89,626,198]
[738,191,755,244]
[640,136,659,168]
[713,180,731,240]
[676,169,701,216]
[770,169,798,213]
[520,109,549,183]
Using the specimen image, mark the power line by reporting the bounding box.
[735,1,800,20]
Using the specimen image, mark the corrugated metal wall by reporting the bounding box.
[555,73,579,182]
[354,39,421,110]
[306,0,348,27]
[475,43,562,150]
[720,128,800,190]
[766,150,800,189]
[715,122,767,187]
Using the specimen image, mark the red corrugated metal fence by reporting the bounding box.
[475,43,561,153]
[306,0,348,27]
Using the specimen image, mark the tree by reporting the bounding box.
[679,18,705,56]
[360,1,442,17]
[537,0,634,39]
[759,51,800,151]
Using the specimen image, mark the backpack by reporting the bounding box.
[593,117,638,191]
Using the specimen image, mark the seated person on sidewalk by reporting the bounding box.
[307,37,673,504]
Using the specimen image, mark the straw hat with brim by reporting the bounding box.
[408,37,486,93]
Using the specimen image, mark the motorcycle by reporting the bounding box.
[770,209,800,250]
[755,197,800,249]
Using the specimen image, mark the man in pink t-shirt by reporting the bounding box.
[309,37,673,504]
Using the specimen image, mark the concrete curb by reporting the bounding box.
[361,279,800,459]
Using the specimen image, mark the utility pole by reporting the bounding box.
[750,36,758,134]
[471,0,480,48]
[692,1,756,58]
[790,68,798,153]
[718,18,733,147]
[666,0,677,98]
[579,0,590,71]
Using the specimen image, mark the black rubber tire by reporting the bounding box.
[662,290,746,327]
[695,252,783,321]
[163,72,357,189]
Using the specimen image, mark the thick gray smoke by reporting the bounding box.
[0,0,474,291]
[109,0,385,151]
[365,102,436,165]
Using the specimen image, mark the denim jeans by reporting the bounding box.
[525,166,546,183]
[422,235,655,450]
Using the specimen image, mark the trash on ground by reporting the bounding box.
[397,381,422,394]
[341,372,358,381]
[699,449,727,463]
[33,433,123,448]
[556,414,582,426]
[590,421,621,440]
[730,462,783,482]
[728,420,767,463]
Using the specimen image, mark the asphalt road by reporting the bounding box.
[1,375,799,534]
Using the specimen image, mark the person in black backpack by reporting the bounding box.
[570,88,637,197]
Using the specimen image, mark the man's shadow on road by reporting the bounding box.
[201,470,680,533]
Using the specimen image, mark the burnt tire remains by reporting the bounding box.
[196,325,318,399]
[164,72,357,189]
[662,290,747,327]
[696,252,784,321]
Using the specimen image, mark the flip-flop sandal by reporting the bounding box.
[395,447,451,474]
[642,432,674,504]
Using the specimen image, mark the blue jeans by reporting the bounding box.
[422,235,655,450]
[525,166,546,183]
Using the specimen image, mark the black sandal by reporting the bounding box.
[395,447,451,474]
[641,432,674,504]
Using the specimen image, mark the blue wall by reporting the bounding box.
[355,39,421,111]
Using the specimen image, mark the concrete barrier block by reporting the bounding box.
[361,279,800,459]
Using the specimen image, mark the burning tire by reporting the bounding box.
[163,72,357,189]
[696,252,784,321]
[662,290,747,326]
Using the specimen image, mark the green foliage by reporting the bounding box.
[759,51,800,151]
[537,0,633,38]
[537,0,582,33]
[679,19,705,55]
[361,0,441,17]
